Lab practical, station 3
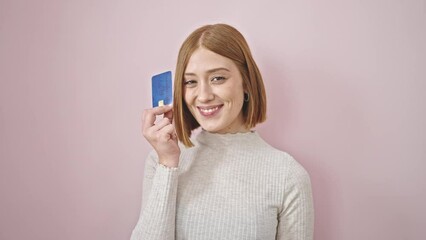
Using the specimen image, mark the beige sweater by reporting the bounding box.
[131,130,314,240]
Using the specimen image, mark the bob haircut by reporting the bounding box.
[173,23,267,147]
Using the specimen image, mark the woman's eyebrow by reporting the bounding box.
[184,67,230,76]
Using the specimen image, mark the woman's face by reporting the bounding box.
[183,47,247,133]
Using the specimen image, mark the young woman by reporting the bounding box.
[131,23,314,240]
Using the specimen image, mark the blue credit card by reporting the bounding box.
[152,71,172,107]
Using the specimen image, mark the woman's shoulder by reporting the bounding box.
[255,138,310,177]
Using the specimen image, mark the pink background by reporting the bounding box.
[1,0,425,239]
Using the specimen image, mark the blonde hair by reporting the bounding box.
[173,23,267,147]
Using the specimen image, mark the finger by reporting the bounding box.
[151,117,171,132]
[142,109,157,132]
[151,105,173,116]
[142,105,172,130]
[159,124,176,142]
[171,131,177,141]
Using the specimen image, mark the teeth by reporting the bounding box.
[200,106,219,113]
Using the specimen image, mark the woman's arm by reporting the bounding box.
[277,160,314,240]
[130,151,179,240]
[131,106,180,240]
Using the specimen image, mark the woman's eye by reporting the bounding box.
[211,76,226,82]
[184,80,197,87]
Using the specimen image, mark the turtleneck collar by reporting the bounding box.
[193,129,264,147]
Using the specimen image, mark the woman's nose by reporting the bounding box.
[197,82,214,102]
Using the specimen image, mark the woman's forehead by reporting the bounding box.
[185,48,236,74]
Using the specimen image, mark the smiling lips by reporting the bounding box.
[197,105,223,117]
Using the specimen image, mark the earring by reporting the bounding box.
[244,92,250,102]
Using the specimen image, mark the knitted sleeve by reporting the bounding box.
[276,158,315,240]
[130,150,179,240]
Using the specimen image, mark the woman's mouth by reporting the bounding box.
[197,105,223,117]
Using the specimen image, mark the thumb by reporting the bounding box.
[164,108,173,122]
